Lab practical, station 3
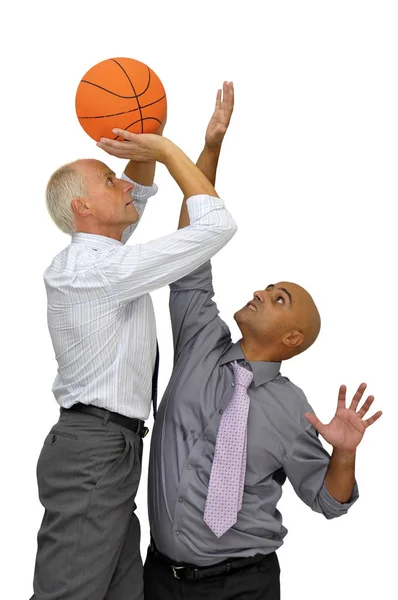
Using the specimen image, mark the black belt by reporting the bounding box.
[61,403,148,437]
[149,540,270,581]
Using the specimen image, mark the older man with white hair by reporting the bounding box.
[30,83,236,600]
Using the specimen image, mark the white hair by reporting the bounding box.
[46,162,87,235]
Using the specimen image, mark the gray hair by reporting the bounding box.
[46,162,87,235]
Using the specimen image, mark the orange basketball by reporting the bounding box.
[75,57,167,141]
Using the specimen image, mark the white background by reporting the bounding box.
[1,1,397,598]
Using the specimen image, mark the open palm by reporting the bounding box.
[305,384,382,452]
[205,81,234,148]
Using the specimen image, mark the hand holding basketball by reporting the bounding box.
[97,129,170,163]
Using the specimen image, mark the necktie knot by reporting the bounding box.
[232,361,253,389]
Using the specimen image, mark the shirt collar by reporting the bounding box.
[71,232,123,248]
[219,341,281,387]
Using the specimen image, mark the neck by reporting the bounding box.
[239,338,282,363]
[75,223,124,242]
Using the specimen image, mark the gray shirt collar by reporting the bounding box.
[219,341,281,388]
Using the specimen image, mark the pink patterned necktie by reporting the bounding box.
[204,360,253,538]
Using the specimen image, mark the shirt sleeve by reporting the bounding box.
[283,424,359,519]
[169,260,231,361]
[100,195,237,304]
[120,172,159,245]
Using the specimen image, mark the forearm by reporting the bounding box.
[325,448,356,503]
[124,160,156,186]
[178,145,221,229]
[162,141,218,200]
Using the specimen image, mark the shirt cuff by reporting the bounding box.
[186,195,225,221]
[318,480,360,519]
[121,172,158,202]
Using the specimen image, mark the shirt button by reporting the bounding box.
[176,530,181,536]
[219,409,223,414]
[203,436,208,441]
[231,383,235,387]
[187,464,193,470]
[178,497,183,503]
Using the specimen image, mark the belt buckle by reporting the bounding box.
[141,426,149,438]
[172,565,184,580]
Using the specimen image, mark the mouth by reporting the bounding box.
[245,301,258,312]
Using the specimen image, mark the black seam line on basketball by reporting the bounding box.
[112,59,144,133]
[78,95,166,120]
[113,117,161,140]
[80,79,153,100]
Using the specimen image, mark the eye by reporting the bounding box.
[106,177,114,186]
[276,296,284,304]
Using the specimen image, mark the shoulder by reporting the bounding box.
[266,375,312,435]
[43,245,113,289]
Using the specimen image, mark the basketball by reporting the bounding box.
[75,57,167,141]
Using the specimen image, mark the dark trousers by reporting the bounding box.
[143,545,280,600]
[30,409,145,600]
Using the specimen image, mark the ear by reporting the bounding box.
[282,330,304,349]
[71,197,91,217]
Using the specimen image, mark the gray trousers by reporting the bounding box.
[30,409,144,600]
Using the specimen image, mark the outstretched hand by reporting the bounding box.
[97,129,168,162]
[305,384,382,453]
[205,81,234,149]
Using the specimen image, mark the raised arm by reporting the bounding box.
[96,128,237,303]
[171,83,235,358]
[120,119,166,244]
[178,82,234,229]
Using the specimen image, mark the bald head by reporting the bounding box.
[234,281,321,362]
[274,282,321,356]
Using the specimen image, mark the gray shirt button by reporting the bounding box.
[176,530,181,536]
[231,382,235,387]
[219,409,223,414]
[187,464,193,470]
[178,497,183,503]
[203,436,208,441]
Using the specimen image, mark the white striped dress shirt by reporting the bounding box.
[44,173,237,419]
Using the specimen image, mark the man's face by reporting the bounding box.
[235,283,298,343]
[79,160,138,228]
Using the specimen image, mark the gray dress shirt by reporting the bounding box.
[148,261,359,566]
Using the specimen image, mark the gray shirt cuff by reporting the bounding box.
[318,480,359,519]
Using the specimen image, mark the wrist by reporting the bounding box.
[156,137,177,164]
[331,447,356,463]
[203,143,222,156]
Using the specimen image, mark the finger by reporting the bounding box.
[357,395,375,418]
[224,81,234,113]
[348,382,367,411]
[305,412,326,435]
[97,137,131,150]
[215,89,222,110]
[112,128,140,141]
[336,384,347,411]
[363,410,383,428]
[96,142,131,159]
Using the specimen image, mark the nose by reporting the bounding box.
[253,290,265,303]
[125,181,134,192]
[120,178,134,192]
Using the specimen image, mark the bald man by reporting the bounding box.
[143,121,382,599]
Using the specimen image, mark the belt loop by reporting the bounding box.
[102,410,110,426]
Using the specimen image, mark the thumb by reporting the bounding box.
[305,412,326,434]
